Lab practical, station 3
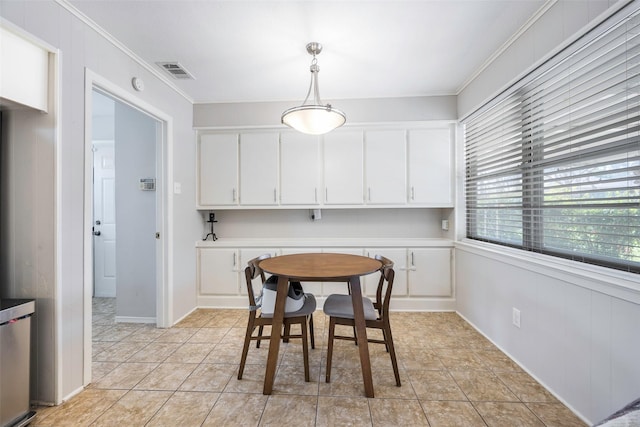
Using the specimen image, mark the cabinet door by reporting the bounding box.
[197,248,239,295]
[323,131,364,204]
[363,248,407,297]
[408,129,452,206]
[240,132,279,205]
[365,130,407,204]
[322,248,364,296]
[198,133,238,206]
[408,248,451,297]
[280,133,320,205]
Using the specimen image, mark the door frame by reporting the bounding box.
[83,69,173,384]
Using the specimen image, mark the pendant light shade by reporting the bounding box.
[281,42,346,135]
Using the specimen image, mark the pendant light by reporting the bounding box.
[281,42,346,135]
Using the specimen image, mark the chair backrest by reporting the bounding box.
[244,253,272,309]
[374,255,394,319]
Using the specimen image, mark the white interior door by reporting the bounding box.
[93,141,116,297]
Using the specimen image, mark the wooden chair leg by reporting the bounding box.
[326,316,336,383]
[301,319,310,382]
[283,323,291,343]
[256,325,264,348]
[382,327,390,352]
[309,314,315,349]
[347,281,358,345]
[238,318,254,379]
[385,325,401,386]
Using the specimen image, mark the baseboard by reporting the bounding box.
[114,316,156,324]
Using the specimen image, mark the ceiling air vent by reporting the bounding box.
[156,62,195,80]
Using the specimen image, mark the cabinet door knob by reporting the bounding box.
[93,231,101,236]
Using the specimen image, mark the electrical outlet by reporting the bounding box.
[512,308,521,328]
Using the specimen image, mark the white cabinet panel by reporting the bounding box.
[280,133,320,205]
[240,132,279,205]
[365,130,407,204]
[364,248,408,296]
[323,131,364,204]
[198,133,238,206]
[408,248,451,297]
[196,125,454,209]
[197,248,239,295]
[408,129,452,205]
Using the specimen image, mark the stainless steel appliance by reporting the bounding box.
[0,299,36,427]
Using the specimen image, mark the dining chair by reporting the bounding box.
[323,255,401,386]
[238,254,317,382]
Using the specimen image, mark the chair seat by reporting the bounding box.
[261,293,316,319]
[323,294,378,321]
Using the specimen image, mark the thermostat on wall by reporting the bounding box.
[139,178,156,191]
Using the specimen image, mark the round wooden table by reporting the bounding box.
[259,253,382,397]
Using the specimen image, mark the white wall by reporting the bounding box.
[114,101,157,320]
[193,95,457,128]
[455,1,640,424]
[456,244,640,424]
[203,208,448,240]
[0,0,200,403]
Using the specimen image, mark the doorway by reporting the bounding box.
[91,88,159,320]
[92,90,116,298]
[84,70,171,385]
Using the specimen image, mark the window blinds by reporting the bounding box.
[464,6,640,273]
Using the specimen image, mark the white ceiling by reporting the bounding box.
[68,0,547,104]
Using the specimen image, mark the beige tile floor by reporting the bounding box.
[31,298,587,426]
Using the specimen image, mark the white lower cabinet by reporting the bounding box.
[363,247,452,298]
[197,244,453,305]
[364,248,408,297]
[197,248,239,295]
[408,248,452,297]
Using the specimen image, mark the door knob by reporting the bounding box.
[93,231,101,236]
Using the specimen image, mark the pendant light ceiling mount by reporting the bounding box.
[306,41,322,57]
[281,42,346,135]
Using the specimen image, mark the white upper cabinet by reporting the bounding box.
[196,125,454,209]
[239,132,279,205]
[323,131,364,205]
[0,27,49,112]
[280,132,321,205]
[198,133,238,207]
[408,129,453,206]
[365,130,407,204]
